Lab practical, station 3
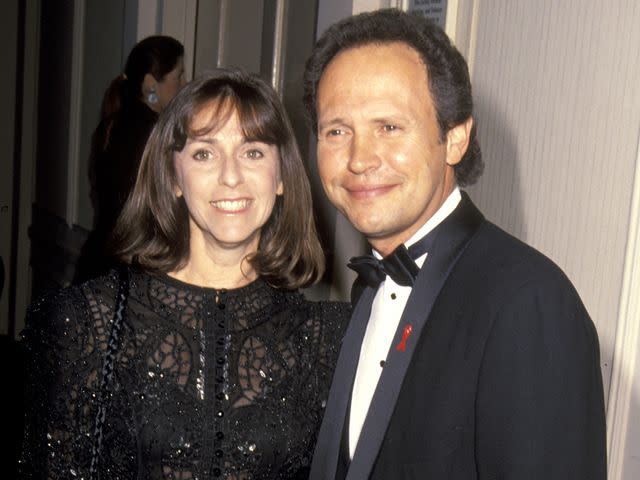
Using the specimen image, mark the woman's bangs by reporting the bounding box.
[235,94,282,145]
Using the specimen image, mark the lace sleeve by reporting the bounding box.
[19,285,113,479]
[315,301,351,370]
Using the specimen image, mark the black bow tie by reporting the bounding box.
[347,232,434,288]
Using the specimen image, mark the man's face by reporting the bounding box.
[316,42,468,255]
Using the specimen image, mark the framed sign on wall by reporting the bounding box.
[406,0,448,28]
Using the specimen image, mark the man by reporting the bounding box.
[303,9,606,480]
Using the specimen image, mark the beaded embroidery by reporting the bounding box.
[19,270,349,479]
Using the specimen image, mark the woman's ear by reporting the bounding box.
[142,73,157,97]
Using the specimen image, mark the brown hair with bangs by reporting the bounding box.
[109,68,324,289]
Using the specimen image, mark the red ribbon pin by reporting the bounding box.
[396,324,413,352]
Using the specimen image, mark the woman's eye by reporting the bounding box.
[382,124,398,133]
[246,149,264,159]
[327,129,344,137]
[193,150,211,161]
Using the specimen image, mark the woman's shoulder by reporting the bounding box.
[22,271,122,347]
[283,290,351,340]
[274,286,351,321]
[292,297,351,369]
[310,299,352,326]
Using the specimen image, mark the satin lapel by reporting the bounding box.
[309,286,377,480]
[346,193,485,480]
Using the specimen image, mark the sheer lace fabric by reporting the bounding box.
[19,269,349,479]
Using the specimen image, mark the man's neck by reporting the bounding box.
[370,187,462,257]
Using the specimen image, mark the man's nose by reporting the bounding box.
[347,132,381,174]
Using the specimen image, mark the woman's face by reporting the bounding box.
[173,103,284,256]
[156,56,186,110]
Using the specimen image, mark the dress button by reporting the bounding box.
[216,431,224,440]
[215,449,223,458]
[213,467,221,477]
[216,376,224,383]
[216,337,224,345]
[218,303,226,310]
[216,392,224,400]
[216,410,224,418]
[216,357,225,365]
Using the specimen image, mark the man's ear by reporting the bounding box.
[445,117,473,166]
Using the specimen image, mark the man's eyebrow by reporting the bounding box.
[372,116,400,124]
[318,117,348,129]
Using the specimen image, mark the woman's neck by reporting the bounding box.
[168,236,259,290]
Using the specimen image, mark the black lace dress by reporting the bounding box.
[19,269,350,479]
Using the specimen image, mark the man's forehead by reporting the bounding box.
[317,42,428,98]
[324,41,425,73]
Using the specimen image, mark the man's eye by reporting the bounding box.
[246,149,264,159]
[193,150,211,161]
[326,129,344,137]
[382,124,398,132]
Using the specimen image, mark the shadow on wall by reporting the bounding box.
[467,91,525,241]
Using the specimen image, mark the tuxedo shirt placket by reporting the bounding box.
[348,255,426,457]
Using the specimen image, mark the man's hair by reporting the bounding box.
[110,68,325,289]
[303,8,483,186]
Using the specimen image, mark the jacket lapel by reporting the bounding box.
[309,285,377,480]
[346,193,485,479]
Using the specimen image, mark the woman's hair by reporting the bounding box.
[110,69,325,290]
[101,35,184,119]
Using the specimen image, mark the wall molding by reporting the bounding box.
[217,0,229,68]
[271,0,287,93]
[606,128,640,479]
[66,0,85,226]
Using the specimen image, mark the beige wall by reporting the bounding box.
[468,0,640,399]
[461,1,640,478]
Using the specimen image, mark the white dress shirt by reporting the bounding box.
[348,188,462,458]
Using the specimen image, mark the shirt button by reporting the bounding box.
[390,293,397,300]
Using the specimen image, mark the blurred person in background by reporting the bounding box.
[76,35,185,283]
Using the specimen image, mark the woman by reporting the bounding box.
[20,70,350,479]
[76,35,185,282]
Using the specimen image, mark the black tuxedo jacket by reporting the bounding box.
[310,193,606,480]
